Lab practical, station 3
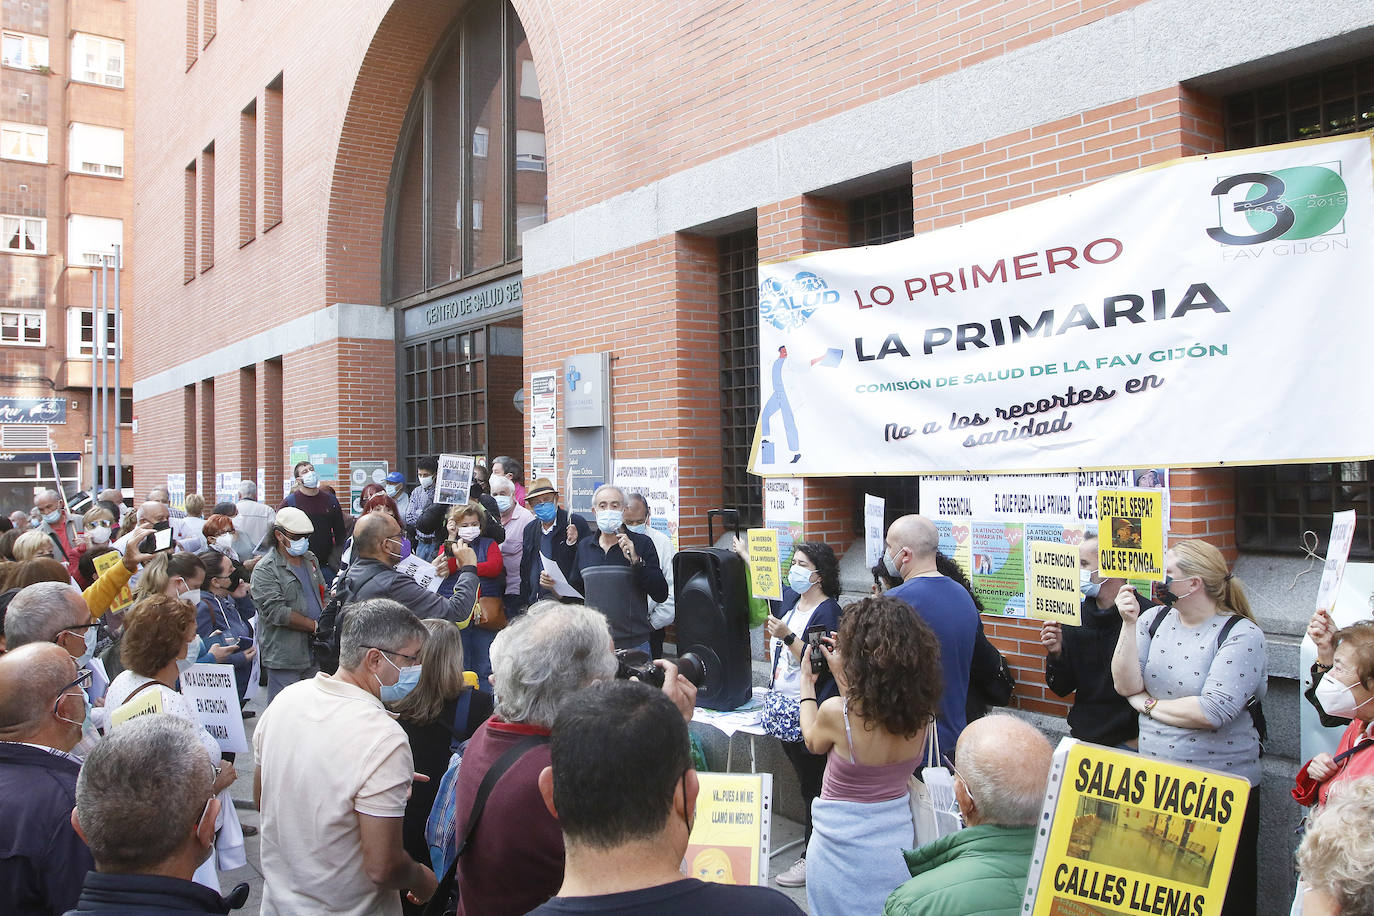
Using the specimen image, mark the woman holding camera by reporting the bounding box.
[736,537,843,890]
[801,595,942,916]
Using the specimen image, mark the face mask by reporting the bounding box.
[286,536,311,556]
[376,653,422,702]
[385,484,402,498]
[42,509,62,525]
[596,509,623,534]
[494,494,513,513]
[64,627,98,668]
[1080,569,1103,599]
[88,526,112,546]
[301,471,320,489]
[178,635,203,671]
[457,525,481,543]
[627,522,649,535]
[883,548,904,580]
[1315,674,1374,720]
[383,538,404,561]
[788,564,816,594]
[418,475,434,489]
[182,587,202,606]
[1152,575,1194,607]
[533,502,557,523]
[215,533,236,550]
[55,691,90,730]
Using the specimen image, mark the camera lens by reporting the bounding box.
[676,652,706,688]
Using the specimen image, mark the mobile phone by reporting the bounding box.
[803,624,830,675]
[140,522,174,554]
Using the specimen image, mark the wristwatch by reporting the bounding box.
[1143,697,1158,718]
[782,632,797,646]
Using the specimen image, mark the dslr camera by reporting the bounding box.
[614,648,706,689]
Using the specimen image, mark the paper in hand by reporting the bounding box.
[541,554,583,599]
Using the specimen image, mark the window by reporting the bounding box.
[66,307,120,358]
[72,34,124,88]
[240,100,257,246]
[2,216,45,254]
[263,75,282,231]
[472,126,489,159]
[1,123,46,163]
[1225,58,1374,150]
[69,123,125,178]
[0,309,45,346]
[2,31,48,70]
[200,142,215,272]
[67,215,122,267]
[719,228,762,527]
[519,59,540,99]
[515,130,545,171]
[184,161,197,282]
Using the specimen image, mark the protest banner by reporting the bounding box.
[1315,510,1358,616]
[1097,489,1165,581]
[685,772,773,885]
[1025,739,1250,916]
[179,664,249,754]
[1029,541,1083,625]
[435,453,475,505]
[934,519,973,578]
[747,528,782,600]
[612,457,680,550]
[92,550,133,614]
[864,494,885,569]
[921,470,1168,529]
[970,522,1026,616]
[749,134,1374,477]
[109,688,164,728]
[763,478,804,573]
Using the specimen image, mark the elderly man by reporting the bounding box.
[255,598,436,915]
[622,492,675,658]
[233,479,276,557]
[68,715,249,914]
[252,506,327,702]
[339,511,479,627]
[451,600,694,916]
[0,643,95,915]
[883,715,1052,916]
[4,581,96,661]
[146,485,187,519]
[521,479,588,608]
[110,499,170,557]
[489,474,533,621]
[33,488,80,574]
[883,514,979,757]
[566,485,667,654]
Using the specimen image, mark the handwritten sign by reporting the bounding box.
[179,664,249,754]
[746,528,782,601]
[1027,541,1082,625]
[685,772,773,885]
[864,494,885,569]
[1096,488,1165,581]
[91,550,133,613]
[1316,510,1358,616]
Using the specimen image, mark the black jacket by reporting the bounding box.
[0,742,93,916]
[63,871,245,914]
[1044,593,1150,747]
[519,508,589,608]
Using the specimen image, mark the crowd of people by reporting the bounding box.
[0,460,1369,916]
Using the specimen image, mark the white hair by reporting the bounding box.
[4,582,84,648]
[488,475,514,497]
[489,601,617,728]
[237,479,257,499]
[591,484,625,505]
[1298,777,1374,916]
[955,714,1053,827]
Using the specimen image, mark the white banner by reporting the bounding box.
[179,663,248,754]
[750,134,1374,476]
[612,458,680,551]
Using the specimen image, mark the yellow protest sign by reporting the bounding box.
[109,687,165,728]
[1028,540,1082,625]
[746,528,782,600]
[92,550,134,613]
[1027,740,1250,916]
[685,772,771,885]
[1096,489,1165,581]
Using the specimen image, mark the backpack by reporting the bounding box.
[311,562,385,674]
[1146,609,1268,752]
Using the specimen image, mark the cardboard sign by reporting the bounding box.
[685,772,773,885]
[179,664,249,754]
[1025,739,1251,916]
[1028,540,1082,625]
[1096,489,1165,581]
[746,528,782,601]
[109,687,164,727]
[91,549,133,613]
[864,493,886,569]
[1316,510,1358,616]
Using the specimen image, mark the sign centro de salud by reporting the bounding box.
[0,397,66,424]
[402,275,522,337]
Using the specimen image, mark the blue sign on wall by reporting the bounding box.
[0,397,66,424]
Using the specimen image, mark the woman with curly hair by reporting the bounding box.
[800,594,942,916]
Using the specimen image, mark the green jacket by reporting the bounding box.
[250,547,325,670]
[883,824,1036,916]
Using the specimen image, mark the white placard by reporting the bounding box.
[395,553,444,593]
[179,663,249,754]
[530,370,558,484]
[1316,510,1359,615]
[864,493,886,568]
[612,457,680,551]
[435,454,475,506]
[750,135,1374,476]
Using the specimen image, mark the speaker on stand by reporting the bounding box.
[671,509,753,711]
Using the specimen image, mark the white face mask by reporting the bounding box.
[418,475,434,489]
[88,526,112,546]
[457,525,481,543]
[215,533,236,550]
[1315,673,1374,720]
[301,471,320,489]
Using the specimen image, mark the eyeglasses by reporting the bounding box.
[363,645,420,664]
[58,669,94,694]
[84,519,113,530]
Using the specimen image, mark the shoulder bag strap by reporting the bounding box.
[1146,606,1170,640]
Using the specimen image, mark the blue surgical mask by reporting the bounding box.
[378,654,421,702]
[385,483,402,498]
[1080,569,1102,599]
[494,494,513,513]
[301,471,320,489]
[178,636,203,672]
[788,564,816,594]
[28,515,41,528]
[533,502,557,523]
[596,510,623,533]
[42,509,62,525]
[627,522,649,535]
[883,548,904,579]
[287,536,311,556]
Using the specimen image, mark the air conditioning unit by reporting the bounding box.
[2,426,50,449]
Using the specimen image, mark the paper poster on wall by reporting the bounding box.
[1024,739,1249,916]
[165,473,186,513]
[350,461,390,515]
[1097,489,1166,581]
[970,522,1026,616]
[179,664,249,754]
[1027,541,1083,625]
[747,528,782,600]
[435,454,475,506]
[612,458,680,551]
[920,470,1169,531]
[214,473,241,506]
[529,370,559,484]
[934,519,973,578]
[257,468,266,504]
[864,494,885,569]
[763,478,804,574]
[289,437,340,483]
[1316,510,1358,616]
[92,550,133,614]
[685,772,773,885]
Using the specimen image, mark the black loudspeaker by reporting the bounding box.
[673,548,753,711]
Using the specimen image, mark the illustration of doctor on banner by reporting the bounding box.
[756,272,844,467]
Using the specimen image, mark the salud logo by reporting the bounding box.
[758,271,841,331]
[1207,164,1348,246]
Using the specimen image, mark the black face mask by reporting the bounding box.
[1152,576,1182,607]
[227,568,243,591]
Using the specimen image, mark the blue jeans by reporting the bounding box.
[415,539,439,562]
[462,626,497,694]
